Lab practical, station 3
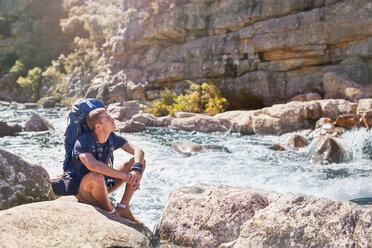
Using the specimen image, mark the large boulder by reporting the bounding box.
[159,185,276,247]
[172,141,203,155]
[323,72,371,101]
[0,121,22,136]
[334,114,364,129]
[116,120,146,133]
[291,92,322,102]
[24,113,54,132]
[131,113,165,127]
[0,149,54,210]
[107,101,146,122]
[170,115,231,133]
[251,114,310,135]
[260,101,322,122]
[362,110,372,128]
[287,134,309,149]
[317,99,357,119]
[228,193,372,248]
[159,185,372,248]
[0,200,152,247]
[312,136,347,164]
[172,141,230,156]
[357,98,372,114]
[213,110,255,134]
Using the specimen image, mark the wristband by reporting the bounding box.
[130,162,143,174]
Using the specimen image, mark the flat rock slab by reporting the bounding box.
[0,200,153,248]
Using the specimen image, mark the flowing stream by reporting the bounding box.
[1,105,371,230]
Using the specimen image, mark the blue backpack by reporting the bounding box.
[63,98,107,173]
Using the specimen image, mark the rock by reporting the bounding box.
[10,101,26,109]
[38,96,56,108]
[229,193,372,248]
[310,123,345,139]
[362,110,372,128]
[107,101,146,122]
[0,100,10,106]
[252,114,308,135]
[323,72,371,101]
[131,113,163,127]
[315,117,334,129]
[270,143,286,151]
[24,103,40,109]
[126,81,149,101]
[0,121,22,137]
[214,110,255,134]
[158,115,173,127]
[170,115,231,133]
[261,101,322,122]
[172,141,203,156]
[116,120,146,133]
[172,141,230,156]
[24,113,54,131]
[317,99,357,118]
[0,200,152,247]
[291,92,322,102]
[108,82,126,103]
[159,185,372,247]
[287,134,309,149]
[356,98,372,114]
[0,149,54,210]
[174,112,200,118]
[334,114,364,129]
[159,185,276,248]
[312,136,346,164]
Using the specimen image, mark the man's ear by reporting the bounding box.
[95,123,102,130]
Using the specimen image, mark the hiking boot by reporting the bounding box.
[117,205,143,225]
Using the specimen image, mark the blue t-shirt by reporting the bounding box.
[72,132,127,178]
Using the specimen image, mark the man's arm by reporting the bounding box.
[78,153,134,183]
[121,142,145,189]
[121,142,145,164]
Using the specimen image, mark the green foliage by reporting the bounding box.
[147,81,229,117]
[10,60,27,78]
[60,0,132,46]
[17,67,42,101]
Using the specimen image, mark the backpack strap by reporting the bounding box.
[90,132,115,168]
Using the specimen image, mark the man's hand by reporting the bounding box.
[123,171,140,189]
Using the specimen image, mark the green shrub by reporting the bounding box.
[10,60,27,78]
[17,67,42,101]
[147,81,229,117]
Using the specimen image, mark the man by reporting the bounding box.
[72,107,145,225]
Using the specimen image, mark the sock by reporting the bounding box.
[117,203,127,209]
[108,207,115,214]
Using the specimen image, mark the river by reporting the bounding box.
[1,104,371,230]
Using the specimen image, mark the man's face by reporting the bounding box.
[97,111,116,132]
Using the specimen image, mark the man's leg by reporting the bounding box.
[110,158,146,224]
[76,172,113,212]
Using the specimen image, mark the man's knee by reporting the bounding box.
[85,172,105,186]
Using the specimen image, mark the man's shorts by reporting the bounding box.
[105,176,115,189]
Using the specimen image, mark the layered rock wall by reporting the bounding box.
[104,0,372,106]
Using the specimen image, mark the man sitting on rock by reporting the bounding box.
[73,107,145,225]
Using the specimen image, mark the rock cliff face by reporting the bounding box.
[101,0,372,107]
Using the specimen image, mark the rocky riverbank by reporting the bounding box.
[0,146,371,247]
